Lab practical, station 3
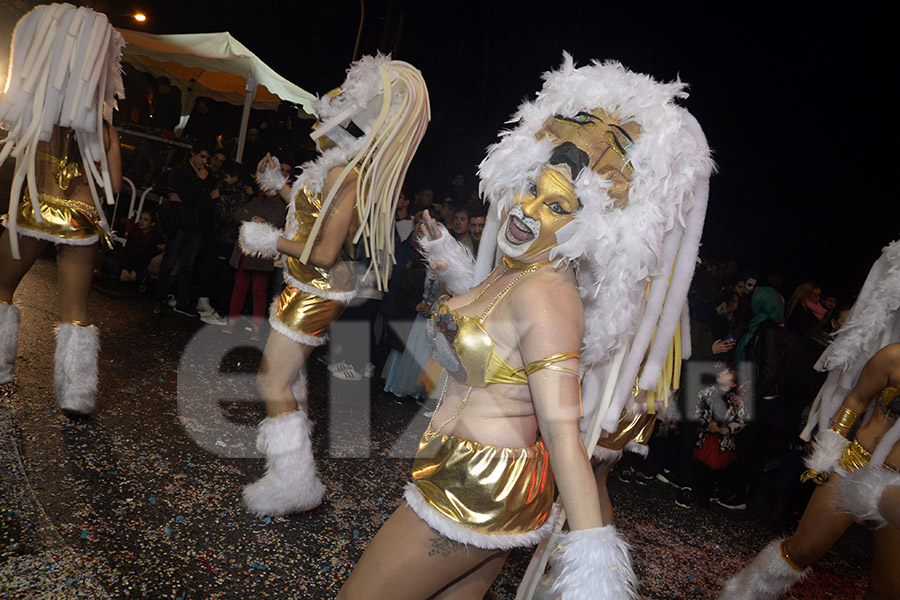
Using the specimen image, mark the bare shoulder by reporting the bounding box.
[510,268,583,331]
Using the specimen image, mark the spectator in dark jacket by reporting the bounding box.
[731,286,787,507]
[154,144,214,316]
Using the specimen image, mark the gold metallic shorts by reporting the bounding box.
[410,427,555,536]
[271,285,345,343]
[597,410,656,452]
[1,192,110,247]
[839,439,899,473]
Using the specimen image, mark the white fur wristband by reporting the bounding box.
[418,223,476,295]
[240,221,282,258]
[838,466,900,528]
[804,428,849,477]
[256,157,288,193]
[547,524,638,600]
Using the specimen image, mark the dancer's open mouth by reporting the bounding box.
[506,215,534,243]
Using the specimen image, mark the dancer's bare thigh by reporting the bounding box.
[0,231,48,301]
[258,330,314,415]
[786,475,855,567]
[867,523,900,600]
[338,502,507,600]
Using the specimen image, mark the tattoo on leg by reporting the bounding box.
[427,534,460,558]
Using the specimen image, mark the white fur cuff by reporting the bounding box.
[418,223,476,296]
[804,428,849,476]
[403,483,560,550]
[240,221,282,258]
[256,157,288,193]
[838,466,900,528]
[548,524,639,600]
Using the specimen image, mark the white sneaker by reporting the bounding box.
[166,295,177,308]
[363,363,376,378]
[327,360,352,373]
[200,310,228,326]
[332,366,362,381]
[196,296,213,314]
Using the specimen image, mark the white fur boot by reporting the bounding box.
[243,409,325,516]
[0,303,19,384]
[55,322,99,416]
[544,524,639,600]
[719,539,810,600]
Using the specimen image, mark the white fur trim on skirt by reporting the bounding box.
[3,223,100,246]
[403,482,560,550]
[283,272,358,303]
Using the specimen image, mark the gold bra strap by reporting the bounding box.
[517,352,581,378]
[478,258,551,321]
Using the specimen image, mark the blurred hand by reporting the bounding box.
[415,300,431,316]
[210,188,220,199]
[168,192,182,203]
[422,210,443,241]
[257,153,277,176]
[712,338,736,354]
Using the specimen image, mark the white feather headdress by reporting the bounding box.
[290,53,430,291]
[477,54,714,432]
[0,3,125,259]
[801,238,900,454]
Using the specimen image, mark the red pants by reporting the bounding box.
[229,256,271,327]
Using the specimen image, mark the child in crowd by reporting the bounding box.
[222,190,287,340]
[692,363,746,507]
[111,209,165,284]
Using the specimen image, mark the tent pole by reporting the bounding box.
[236,77,257,163]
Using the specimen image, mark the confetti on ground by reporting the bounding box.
[0,258,871,599]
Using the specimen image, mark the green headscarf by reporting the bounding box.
[735,286,784,362]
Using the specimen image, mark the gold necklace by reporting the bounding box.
[425,257,551,439]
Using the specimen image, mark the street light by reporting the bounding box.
[133,13,147,23]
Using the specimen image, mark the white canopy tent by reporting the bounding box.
[118,29,316,162]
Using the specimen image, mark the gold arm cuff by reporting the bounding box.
[829,406,860,437]
[780,540,805,572]
[66,320,91,327]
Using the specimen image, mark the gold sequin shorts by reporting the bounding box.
[2,192,111,248]
[408,427,556,541]
[269,284,346,346]
[839,439,899,473]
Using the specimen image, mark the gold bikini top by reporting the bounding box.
[430,257,579,387]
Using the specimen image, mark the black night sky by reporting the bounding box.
[7,0,899,299]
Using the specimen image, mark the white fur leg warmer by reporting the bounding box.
[418,223,476,296]
[240,221,282,258]
[838,466,900,528]
[804,428,849,476]
[0,303,19,384]
[55,323,99,416]
[256,157,288,193]
[243,410,326,516]
[718,539,809,600]
[546,525,639,600]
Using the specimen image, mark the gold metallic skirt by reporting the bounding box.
[410,428,555,537]
[1,192,111,248]
[597,410,657,451]
[272,284,345,341]
[839,439,899,473]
